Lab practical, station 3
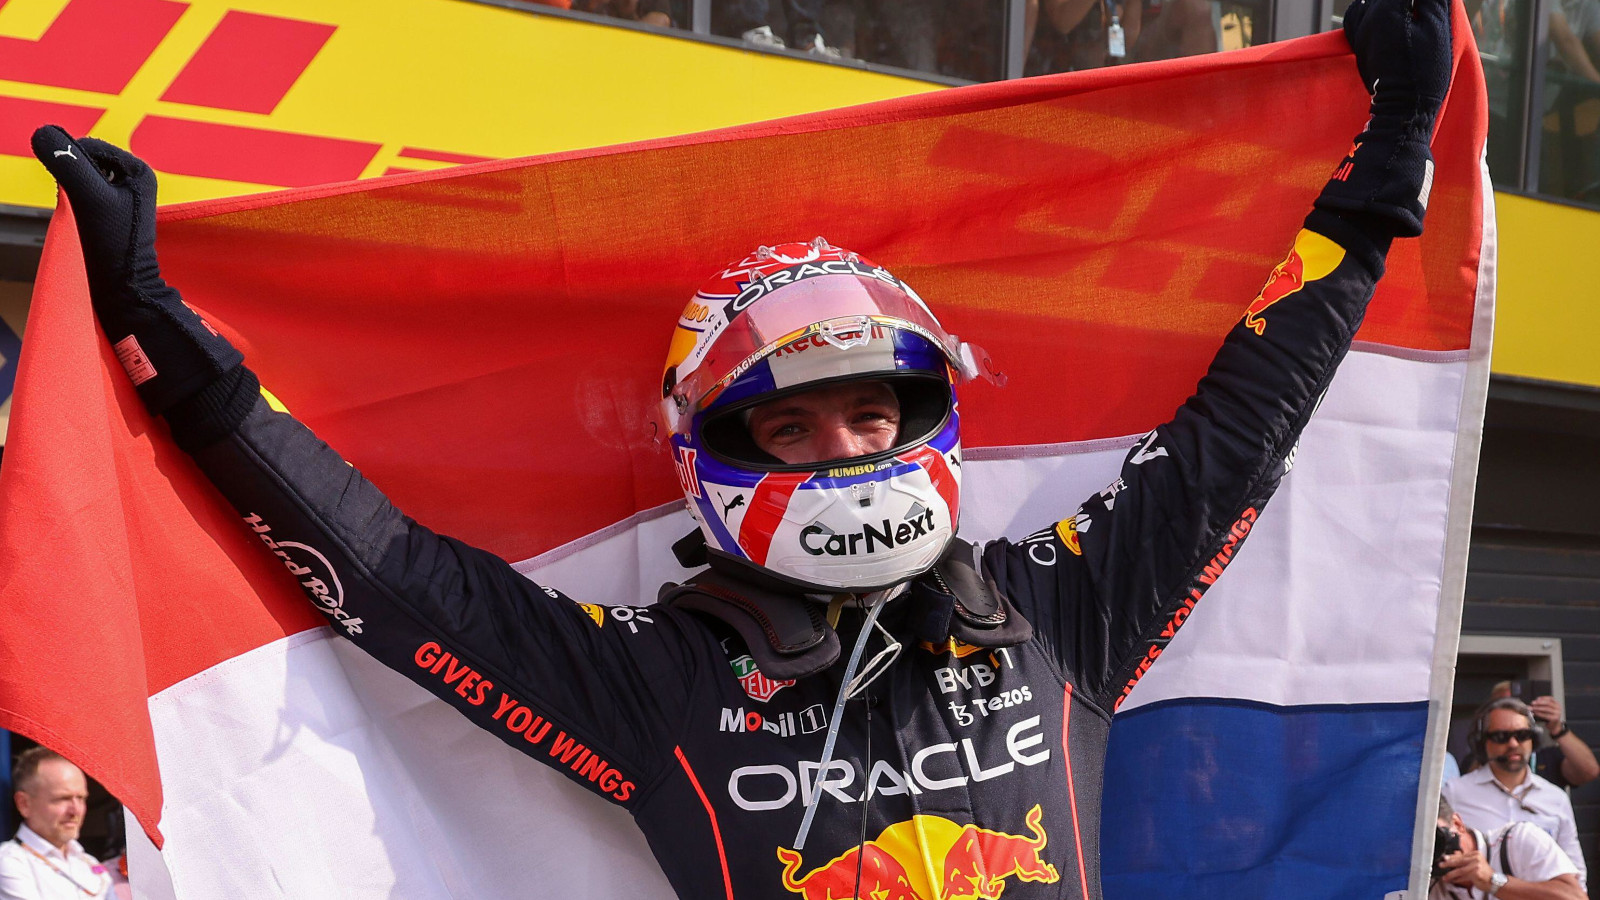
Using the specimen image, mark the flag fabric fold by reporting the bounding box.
[0,15,1488,900]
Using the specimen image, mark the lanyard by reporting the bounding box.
[14,838,105,897]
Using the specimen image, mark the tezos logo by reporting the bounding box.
[800,505,936,557]
[243,513,363,635]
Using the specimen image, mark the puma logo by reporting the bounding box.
[720,494,745,520]
[54,146,76,159]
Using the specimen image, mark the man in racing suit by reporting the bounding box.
[30,0,1449,893]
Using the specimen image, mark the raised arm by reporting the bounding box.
[984,0,1453,709]
[1531,696,1600,786]
[30,128,702,807]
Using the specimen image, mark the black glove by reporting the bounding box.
[1314,0,1452,237]
[31,125,243,416]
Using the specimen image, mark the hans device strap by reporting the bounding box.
[661,538,1033,681]
[661,568,841,681]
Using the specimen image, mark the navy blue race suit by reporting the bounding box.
[151,206,1392,900]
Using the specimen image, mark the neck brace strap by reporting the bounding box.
[659,538,1032,681]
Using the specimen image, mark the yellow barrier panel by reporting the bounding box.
[1493,192,1600,389]
[0,0,935,208]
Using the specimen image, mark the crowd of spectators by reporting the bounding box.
[531,0,683,28]
[1468,0,1600,199]
[528,0,1253,82]
[514,0,1600,204]
[1025,0,1249,75]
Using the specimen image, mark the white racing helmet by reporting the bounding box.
[660,238,996,592]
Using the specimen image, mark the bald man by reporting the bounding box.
[0,748,109,900]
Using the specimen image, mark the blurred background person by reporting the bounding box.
[0,748,109,900]
[575,0,677,27]
[1480,683,1600,790]
[1549,0,1600,83]
[1027,0,1220,74]
[1469,0,1600,193]
[817,0,1027,82]
[1129,0,1220,61]
[715,0,841,54]
[1431,793,1585,899]
[1445,697,1588,890]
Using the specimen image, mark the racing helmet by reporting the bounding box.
[660,238,995,592]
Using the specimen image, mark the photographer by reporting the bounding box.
[1432,795,1585,899]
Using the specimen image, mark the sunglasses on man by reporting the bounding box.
[1485,729,1536,744]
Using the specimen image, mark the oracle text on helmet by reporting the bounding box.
[728,260,914,316]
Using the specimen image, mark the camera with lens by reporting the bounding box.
[1431,824,1462,880]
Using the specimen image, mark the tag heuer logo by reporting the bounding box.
[730,653,794,702]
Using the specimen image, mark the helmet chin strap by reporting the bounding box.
[793,590,903,851]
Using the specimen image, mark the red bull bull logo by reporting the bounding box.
[1053,516,1084,557]
[777,842,921,900]
[775,804,1059,900]
[1242,250,1306,336]
[1240,229,1346,336]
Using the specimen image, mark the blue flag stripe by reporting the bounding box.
[1102,697,1427,900]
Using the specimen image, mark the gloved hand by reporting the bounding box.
[31,125,242,415]
[1313,0,1453,237]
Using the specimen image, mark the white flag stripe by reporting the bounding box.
[1120,348,1464,710]
[1407,164,1500,895]
[136,631,674,900]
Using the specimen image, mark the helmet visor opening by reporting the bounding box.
[663,274,968,430]
[699,373,952,473]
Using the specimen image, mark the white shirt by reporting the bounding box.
[1430,824,1581,899]
[0,825,110,900]
[1445,765,1587,888]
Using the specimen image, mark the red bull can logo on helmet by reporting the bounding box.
[775,804,1059,900]
[1241,229,1345,336]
